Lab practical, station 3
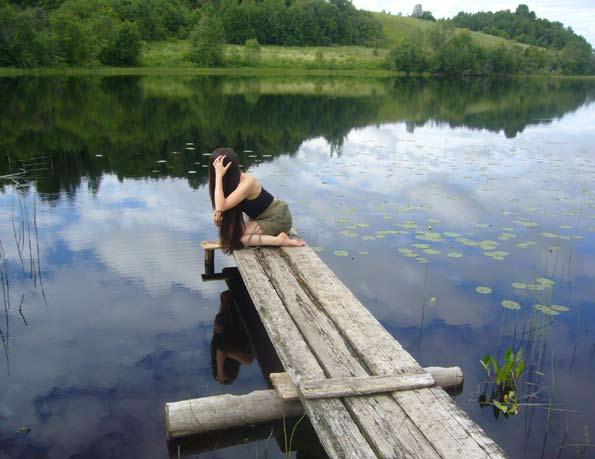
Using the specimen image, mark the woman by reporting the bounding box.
[208,147,304,254]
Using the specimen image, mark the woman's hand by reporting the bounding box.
[213,210,223,227]
[213,155,231,177]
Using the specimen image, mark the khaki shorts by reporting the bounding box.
[250,199,292,236]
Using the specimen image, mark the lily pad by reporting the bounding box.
[339,230,358,238]
[398,248,413,254]
[423,249,441,255]
[502,300,521,310]
[447,251,463,258]
[550,305,569,312]
[533,304,559,316]
[512,282,527,289]
[443,232,461,238]
[416,257,429,264]
[536,277,555,287]
[475,286,492,294]
[334,250,349,257]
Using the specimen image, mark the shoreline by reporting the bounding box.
[1,66,594,80]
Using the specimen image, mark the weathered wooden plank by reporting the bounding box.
[271,367,463,402]
[165,390,303,439]
[271,372,434,400]
[270,372,299,400]
[281,245,507,458]
[299,373,434,399]
[233,249,376,459]
[255,248,441,459]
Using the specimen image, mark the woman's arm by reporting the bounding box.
[213,156,254,211]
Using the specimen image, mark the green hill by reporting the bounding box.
[373,13,531,49]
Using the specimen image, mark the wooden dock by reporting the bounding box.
[166,243,506,458]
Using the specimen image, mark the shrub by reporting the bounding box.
[50,7,91,64]
[243,37,261,66]
[188,13,225,67]
[387,39,427,73]
[99,21,142,66]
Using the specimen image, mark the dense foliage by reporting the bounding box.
[451,4,593,74]
[0,0,383,67]
[387,23,593,76]
[217,0,383,47]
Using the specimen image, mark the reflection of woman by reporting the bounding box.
[211,291,255,385]
[208,147,304,254]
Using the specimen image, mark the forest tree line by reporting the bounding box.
[0,0,382,67]
[0,0,593,75]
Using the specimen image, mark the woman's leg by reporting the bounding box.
[241,221,304,248]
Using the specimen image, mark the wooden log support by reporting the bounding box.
[166,367,463,439]
[165,390,303,440]
[201,240,219,276]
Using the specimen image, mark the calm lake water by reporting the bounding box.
[0,75,594,458]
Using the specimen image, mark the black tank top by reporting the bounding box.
[242,186,274,219]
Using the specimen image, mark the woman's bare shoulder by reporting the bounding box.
[241,173,260,187]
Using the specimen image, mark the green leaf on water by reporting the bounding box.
[398,248,413,254]
[334,250,349,257]
[416,257,428,264]
[527,284,546,291]
[443,232,461,238]
[423,249,441,255]
[475,286,492,294]
[550,305,569,312]
[533,304,559,316]
[447,251,463,258]
[535,277,555,287]
[502,300,521,310]
[512,282,527,289]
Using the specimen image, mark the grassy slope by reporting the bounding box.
[373,13,528,49]
[140,14,532,69]
[141,42,389,69]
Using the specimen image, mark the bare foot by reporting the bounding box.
[277,232,305,247]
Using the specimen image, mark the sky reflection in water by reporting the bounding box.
[0,77,594,458]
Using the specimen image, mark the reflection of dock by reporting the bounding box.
[167,243,506,458]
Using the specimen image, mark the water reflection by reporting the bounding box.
[211,290,255,385]
[0,75,594,458]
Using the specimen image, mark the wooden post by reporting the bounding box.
[200,241,222,281]
[204,249,214,276]
[165,366,463,440]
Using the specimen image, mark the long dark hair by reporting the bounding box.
[208,148,245,254]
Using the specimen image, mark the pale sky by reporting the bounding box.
[353,1,595,47]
